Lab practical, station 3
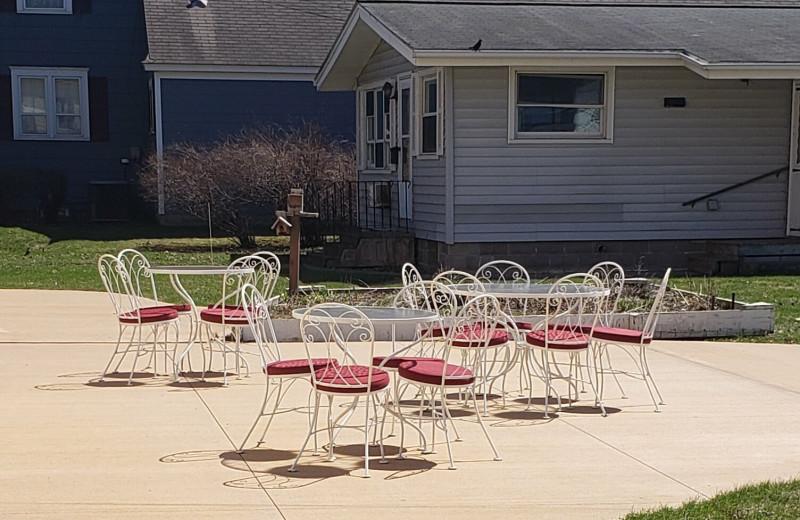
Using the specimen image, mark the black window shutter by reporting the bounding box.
[89,76,109,141]
[0,75,13,140]
[73,0,91,13]
[0,0,15,12]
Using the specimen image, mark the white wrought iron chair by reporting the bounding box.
[117,249,194,361]
[289,303,390,478]
[236,283,335,454]
[587,261,626,396]
[396,293,506,469]
[97,254,180,385]
[523,272,607,418]
[401,262,422,286]
[199,253,281,385]
[372,281,459,447]
[591,268,671,412]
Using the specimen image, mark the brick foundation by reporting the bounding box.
[415,238,703,278]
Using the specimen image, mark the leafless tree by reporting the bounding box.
[139,124,356,247]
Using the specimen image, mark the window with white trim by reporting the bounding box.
[362,86,391,169]
[414,69,444,157]
[510,69,613,141]
[16,0,72,14]
[420,76,437,154]
[11,67,90,141]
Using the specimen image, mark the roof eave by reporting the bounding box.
[315,5,415,91]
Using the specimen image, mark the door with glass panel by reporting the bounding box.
[397,77,412,220]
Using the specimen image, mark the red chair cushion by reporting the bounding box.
[398,359,475,386]
[515,321,534,331]
[451,324,509,348]
[266,358,336,376]
[119,307,179,324]
[592,326,650,345]
[373,355,443,370]
[421,325,449,338]
[525,328,590,350]
[200,306,249,325]
[313,365,390,394]
[163,303,193,313]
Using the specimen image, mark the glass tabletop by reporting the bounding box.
[292,305,438,323]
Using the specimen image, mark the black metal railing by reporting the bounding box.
[305,180,411,243]
[682,166,788,208]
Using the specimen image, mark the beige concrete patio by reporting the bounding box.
[1,289,799,519]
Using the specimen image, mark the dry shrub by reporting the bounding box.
[138,124,355,247]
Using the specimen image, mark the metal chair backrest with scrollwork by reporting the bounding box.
[474,260,530,285]
[432,269,486,292]
[117,248,159,306]
[588,261,625,328]
[401,262,422,286]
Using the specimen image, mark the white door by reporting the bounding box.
[397,77,412,220]
[788,81,800,236]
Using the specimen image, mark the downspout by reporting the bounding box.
[154,72,165,215]
[445,66,454,245]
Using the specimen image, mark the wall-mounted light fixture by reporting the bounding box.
[187,0,207,8]
[382,81,397,100]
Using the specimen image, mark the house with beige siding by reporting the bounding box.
[316,0,800,275]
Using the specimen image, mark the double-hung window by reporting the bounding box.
[11,67,90,141]
[362,87,391,169]
[16,0,72,14]
[510,68,613,142]
[415,69,443,157]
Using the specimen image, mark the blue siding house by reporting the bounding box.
[141,0,356,215]
[1,0,355,221]
[0,0,150,221]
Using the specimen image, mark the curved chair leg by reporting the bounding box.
[289,392,322,473]
[237,375,274,453]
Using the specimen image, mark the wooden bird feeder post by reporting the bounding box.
[271,188,317,296]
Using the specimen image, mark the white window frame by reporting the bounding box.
[357,81,393,172]
[414,68,444,158]
[16,0,72,14]
[10,67,90,141]
[508,67,615,144]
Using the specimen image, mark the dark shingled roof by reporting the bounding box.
[143,0,354,68]
[358,0,800,63]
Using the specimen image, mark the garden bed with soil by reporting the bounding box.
[267,279,774,341]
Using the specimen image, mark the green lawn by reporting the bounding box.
[0,224,293,306]
[1,224,799,342]
[621,479,800,520]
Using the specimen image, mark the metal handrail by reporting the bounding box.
[682,166,788,208]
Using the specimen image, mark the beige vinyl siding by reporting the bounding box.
[453,66,790,242]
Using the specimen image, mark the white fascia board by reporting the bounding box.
[143,64,317,80]
[315,6,414,89]
[413,50,686,68]
[410,49,800,79]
